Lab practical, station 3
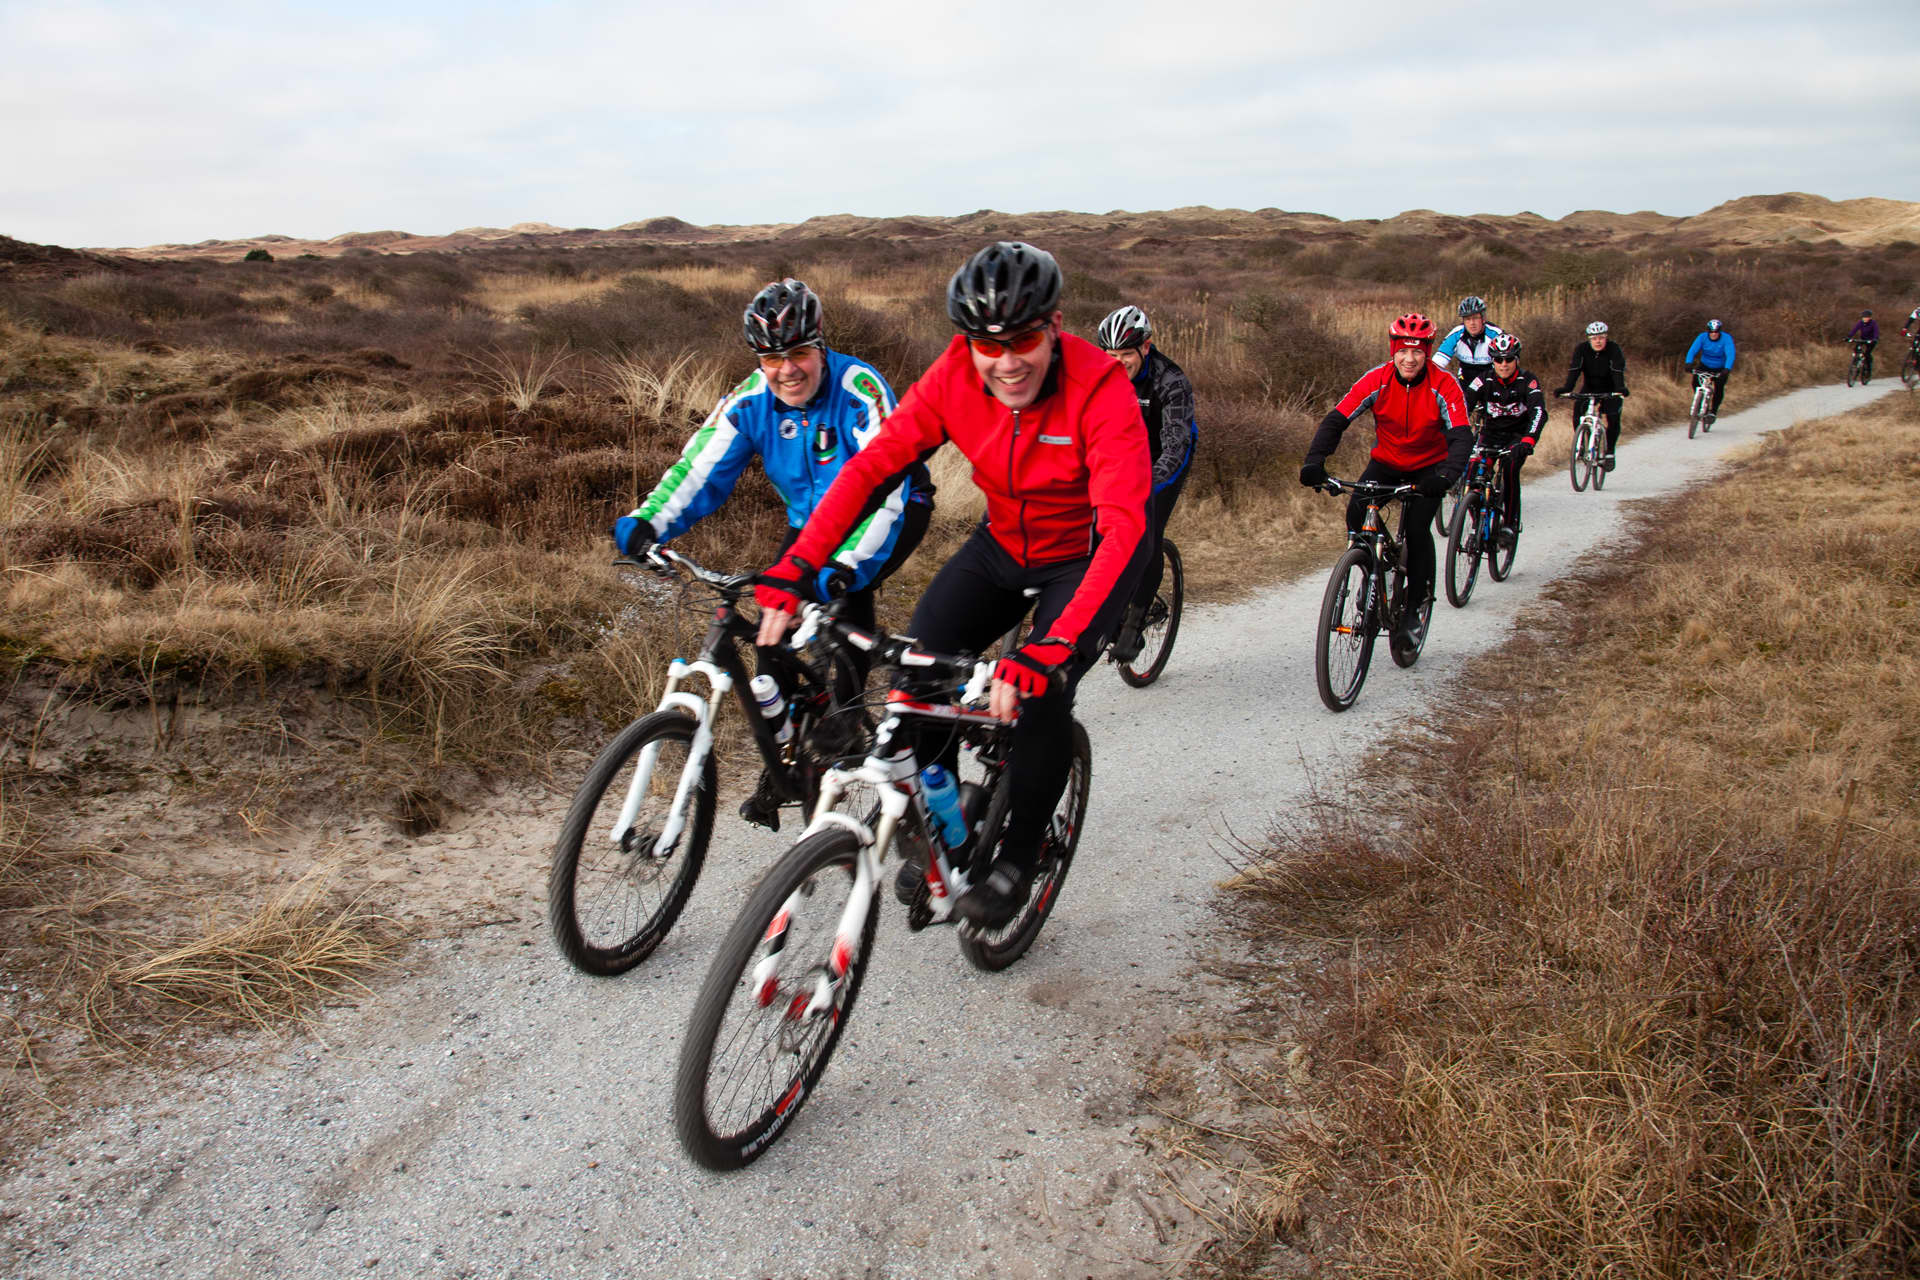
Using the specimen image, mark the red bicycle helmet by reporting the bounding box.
[1389,313,1437,350]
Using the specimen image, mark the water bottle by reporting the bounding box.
[920,764,968,852]
[749,674,793,745]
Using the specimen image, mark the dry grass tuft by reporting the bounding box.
[92,868,393,1035]
[1219,396,1920,1277]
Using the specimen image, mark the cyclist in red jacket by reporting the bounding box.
[1299,313,1472,650]
[756,241,1151,929]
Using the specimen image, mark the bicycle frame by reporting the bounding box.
[755,658,997,1016]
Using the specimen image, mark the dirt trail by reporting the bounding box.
[0,382,1897,1280]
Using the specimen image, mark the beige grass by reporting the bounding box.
[1213,395,1920,1277]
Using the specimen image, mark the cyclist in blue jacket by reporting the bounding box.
[614,278,933,826]
[1683,319,1736,425]
[1433,296,1506,410]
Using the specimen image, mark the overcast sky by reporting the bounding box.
[5,0,1916,249]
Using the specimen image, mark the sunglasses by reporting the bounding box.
[757,347,818,369]
[966,325,1050,358]
[1492,356,1518,364]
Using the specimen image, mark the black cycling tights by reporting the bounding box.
[905,527,1145,868]
[1347,459,1445,606]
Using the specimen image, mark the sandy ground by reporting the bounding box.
[0,381,1898,1280]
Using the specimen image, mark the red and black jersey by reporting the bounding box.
[1307,361,1472,476]
[787,331,1149,650]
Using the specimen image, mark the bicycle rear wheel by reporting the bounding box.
[958,719,1091,971]
[1486,496,1518,582]
[1315,546,1375,712]
[673,827,877,1171]
[1569,422,1593,491]
[1117,540,1182,688]
[1386,568,1430,669]
[547,709,715,976]
[1903,351,1919,390]
[1591,428,1609,491]
[1443,494,1481,608]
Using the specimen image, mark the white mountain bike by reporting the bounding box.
[1560,390,1623,492]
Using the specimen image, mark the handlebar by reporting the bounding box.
[1554,390,1627,400]
[613,544,755,593]
[1317,477,1417,500]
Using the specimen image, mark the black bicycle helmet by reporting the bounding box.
[1458,295,1488,318]
[1095,305,1152,351]
[742,278,823,354]
[946,241,1062,337]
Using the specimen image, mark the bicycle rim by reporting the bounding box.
[1591,433,1608,490]
[1444,494,1480,608]
[958,721,1091,971]
[1569,425,1591,491]
[673,829,875,1171]
[547,710,714,976]
[1315,547,1375,712]
[1117,542,1182,688]
[1486,499,1517,582]
[1903,354,1918,390]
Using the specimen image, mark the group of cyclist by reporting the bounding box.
[1848,306,1920,384]
[606,239,1793,929]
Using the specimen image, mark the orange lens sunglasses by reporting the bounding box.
[967,326,1050,358]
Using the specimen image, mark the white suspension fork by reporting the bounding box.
[608,658,732,854]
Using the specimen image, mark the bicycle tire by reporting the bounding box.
[1486,498,1518,583]
[673,827,877,1171]
[547,709,716,976]
[1591,429,1609,491]
[1443,493,1481,608]
[1688,390,1703,438]
[1314,546,1375,712]
[957,720,1091,971]
[1847,357,1860,388]
[1569,421,1592,492]
[1902,350,1919,390]
[1116,540,1183,688]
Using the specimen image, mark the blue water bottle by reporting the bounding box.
[920,764,968,851]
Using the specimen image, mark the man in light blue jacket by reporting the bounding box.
[1684,319,1737,425]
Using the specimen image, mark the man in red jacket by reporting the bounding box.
[1299,313,1472,650]
[756,241,1151,928]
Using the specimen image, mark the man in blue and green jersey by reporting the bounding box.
[614,278,933,825]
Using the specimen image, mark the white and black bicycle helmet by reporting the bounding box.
[1707,318,1723,332]
[1585,320,1609,336]
[946,241,1062,337]
[1458,295,1488,318]
[1489,332,1522,360]
[742,278,823,354]
[1095,305,1152,351]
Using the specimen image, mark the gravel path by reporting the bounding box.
[0,382,1897,1280]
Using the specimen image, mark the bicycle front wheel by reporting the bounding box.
[1117,540,1183,688]
[1688,391,1703,438]
[548,709,715,976]
[1847,357,1860,388]
[1903,351,1917,390]
[958,720,1092,972]
[1569,422,1593,491]
[1443,493,1481,608]
[1315,546,1375,712]
[673,828,877,1171]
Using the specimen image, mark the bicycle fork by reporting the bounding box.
[609,657,730,857]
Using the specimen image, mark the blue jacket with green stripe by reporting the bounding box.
[633,348,923,591]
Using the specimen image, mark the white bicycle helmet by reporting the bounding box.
[1095,305,1152,351]
[1585,321,1609,336]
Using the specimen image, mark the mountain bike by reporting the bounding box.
[1312,477,1429,712]
[673,613,1091,1169]
[1903,338,1919,391]
[1443,440,1519,607]
[990,537,1184,688]
[545,547,867,976]
[1846,341,1871,387]
[1686,370,1717,438]
[1559,391,1620,492]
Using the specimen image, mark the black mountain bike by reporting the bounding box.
[990,536,1185,689]
[673,615,1090,1169]
[545,547,866,976]
[1846,341,1871,388]
[1903,338,1919,391]
[1444,440,1520,607]
[1312,478,1430,712]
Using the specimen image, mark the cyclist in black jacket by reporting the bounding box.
[1096,305,1195,664]
[1477,333,1546,541]
[1554,321,1629,470]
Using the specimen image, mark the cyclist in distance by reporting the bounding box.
[1554,321,1629,471]
[1432,295,1506,409]
[1299,313,1471,649]
[1095,304,1195,664]
[1848,310,1878,382]
[1683,318,1736,424]
[1476,333,1546,542]
[1904,305,1920,346]
[754,241,1150,929]
[613,278,934,828]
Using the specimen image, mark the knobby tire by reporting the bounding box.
[1444,493,1481,608]
[548,709,715,976]
[1117,541,1183,688]
[1315,546,1375,712]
